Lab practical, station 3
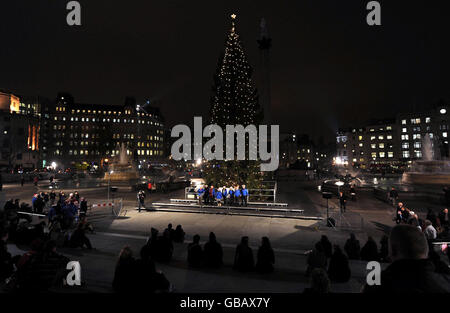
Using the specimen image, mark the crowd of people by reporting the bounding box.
[112,223,277,293]
[304,226,450,293]
[0,189,94,292]
[196,184,249,207]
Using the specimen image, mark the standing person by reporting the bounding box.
[306,243,327,276]
[138,190,145,212]
[255,237,275,273]
[221,186,228,205]
[209,185,215,205]
[241,185,249,206]
[203,184,209,205]
[33,176,38,187]
[389,187,399,207]
[49,190,56,206]
[234,185,241,206]
[20,175,25,187]
[350,185,356,201]
[215,188,223,206]
[339,191,347,213]
[227,186,234,206]
[197,185,204,205]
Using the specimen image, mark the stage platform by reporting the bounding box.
[170,198,288,207]
[138,201,322,220]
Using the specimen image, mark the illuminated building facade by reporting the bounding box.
[40,93,165,169]
[0,91,41,170]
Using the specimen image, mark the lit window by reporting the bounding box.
[379,143,385,148]
[402,151,410,158]
[443,132,448,138]
[401,134,409,140]
[388,152,394,158]
[425,117,431,123]
[379,152,385,158]
[401,119,406,125]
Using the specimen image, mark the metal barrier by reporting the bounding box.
[91,198,123,216]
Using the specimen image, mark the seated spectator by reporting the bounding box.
[173,225,185,243]
[424,220,437,241]
[187,234,203,268]
[141,228,159,261]
[164,223,175,241]
[379,235,390,263]
[364,224,450,293]
[113,246,137,293]
[204,232,223,268]
[306,242,327,276]
[69,223,93,249]
[0,229,13,282]
[303,268,331,294]
[255,237,275,273]
[233,236,254,272]
[155,230,173,263]
[135,245,171,293]
[361,236,379,261]
[327,245,351,283]
[344,233,361,260]
[320,235,332,258]
[428,249,450,275]
[16,239,43,270]
[15,240,70,292]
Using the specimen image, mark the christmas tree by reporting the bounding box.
[205,14,263,188]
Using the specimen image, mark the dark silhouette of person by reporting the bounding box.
[0,229,13,282]
[379,235,390,263]
[339,191,347,213]
[233,236,254,272]
[173,225,185,243]
[428,249,450,275]
[364,225,450,293]
[113,246,137,293]
[306,242,327,276]
[69,222,93,249]
[155,230,173,263]
[327,245,351,283]
[187,234,203,268]
[361,236,379,262]
[320,235,333,258]
[141,228,159,261]
[204,232,223,268]
[303,268,331,294]
[164,223,175,241]
[135,244,171,293]
[344,233,361,260]
[255,237,275,273]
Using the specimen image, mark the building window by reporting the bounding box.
[413,134,421,140]
[371,136,376,141]
[425,117,431,123]
[387,135,392,140]
[401,134,409,140]
[379,143,385,148]
[402,151,410,158]
[414,150,422,158]
[379,152,385,158]
[401,119,406,125]
[414,142,421,149]
[402,142,409,149]
[402,128,407,133]
[371,144,376,149]
[411,118,421,124]
[388,152,394,158]
[443,132,448,138]
[386,126,392,130]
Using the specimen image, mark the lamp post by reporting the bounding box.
[107,170,113,202]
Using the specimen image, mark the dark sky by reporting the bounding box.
[1,0,449,143]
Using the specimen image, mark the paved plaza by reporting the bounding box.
[1,179,414,292]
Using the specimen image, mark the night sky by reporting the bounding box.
[1,0,449,143]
